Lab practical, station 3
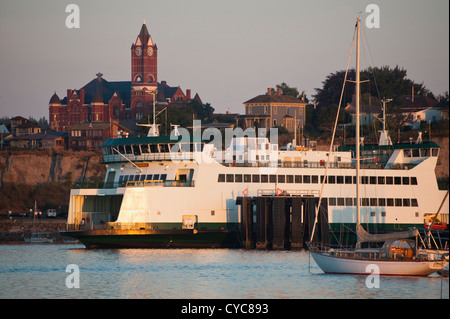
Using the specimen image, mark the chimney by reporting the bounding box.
[267,88,272,95]
[302,91,305,102]
[161,80,167,86]
[186,89,191,100]
[80,88,85,104]
[412,85,414,103]
[277,88,281,96]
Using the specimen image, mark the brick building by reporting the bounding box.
[49,22,199,132]
[67,121,129,151]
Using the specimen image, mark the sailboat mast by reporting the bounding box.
[356,18,361,228]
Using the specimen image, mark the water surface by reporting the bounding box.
[0,244,447,299]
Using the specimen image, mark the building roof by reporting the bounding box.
[137,22,153,47]
[60,76,131,105]
[49,92,61,104]
[91,92,104,103]
[398,95,438,110]
[157,82,180,102]
[58,77,190,106]
[10,116,28,122]
[0,124,9,134]
[244,94,306,105]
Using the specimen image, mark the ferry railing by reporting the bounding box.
[220,160,417,170]
[125,179,195,188]
[103,152,418,171]
[73,182,107,189]
[257,189,320,197]
[73,179,195,189]
[102,152,194,163]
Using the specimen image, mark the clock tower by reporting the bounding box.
[130,20,158,120]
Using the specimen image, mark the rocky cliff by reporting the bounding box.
[0,149,104,186]
[0,150,105,213]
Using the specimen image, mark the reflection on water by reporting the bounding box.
[0,245,448,299]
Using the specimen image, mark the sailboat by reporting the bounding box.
[308,18,448,276]
[24,201,55,244]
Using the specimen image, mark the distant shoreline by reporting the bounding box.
[0,219,68,244]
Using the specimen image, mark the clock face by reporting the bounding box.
[147,47,153,56]
[135,47,142,56]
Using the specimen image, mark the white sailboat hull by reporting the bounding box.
[310,251,448,276]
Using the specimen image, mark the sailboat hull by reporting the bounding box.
[310,251,448,276]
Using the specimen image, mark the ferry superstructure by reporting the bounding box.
[62,127,448,248]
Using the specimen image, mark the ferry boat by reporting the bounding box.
[61,117,448,248]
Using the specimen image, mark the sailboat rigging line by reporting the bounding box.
[309,24,357,244]
[361,26,382,101]
[112,147,143,173]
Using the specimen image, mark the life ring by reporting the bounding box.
[232,162,236,167]
[397,164,402,169]
[86,217,90,223]
[375,157,379,163]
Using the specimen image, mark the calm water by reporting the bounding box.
[0,244,447,299]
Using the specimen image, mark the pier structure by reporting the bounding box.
[237,195,329,250]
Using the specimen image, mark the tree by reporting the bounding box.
[38,117,50,130]
[187,99,215,122]
[269,82,308,102]
[365,66,434,103]
[314,70,355,108]
[313,66,434,108]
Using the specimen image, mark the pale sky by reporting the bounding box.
[0,0,448,120]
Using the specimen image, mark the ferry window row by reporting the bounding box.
[328,197,418,207]
[217,174,418,185]
[118,174,167,183]
[103,143,204,156]
[404,148,439,157]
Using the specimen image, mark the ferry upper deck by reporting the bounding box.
[100,134,441,172]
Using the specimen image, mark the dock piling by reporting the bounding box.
[237,195,328,250]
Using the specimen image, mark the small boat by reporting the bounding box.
[24,232,55,244]
[437,266,449,277]
[424,222,448,231]
[308,18,448,277]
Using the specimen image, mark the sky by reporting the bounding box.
[0,0,448,120]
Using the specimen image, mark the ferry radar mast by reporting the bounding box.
[136,92,160,137]
[378,98,393,146]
